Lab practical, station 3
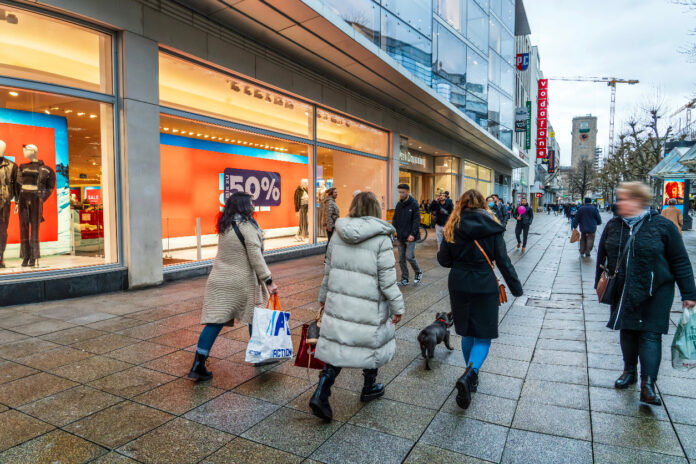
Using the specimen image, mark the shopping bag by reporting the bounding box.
[671,307,696,370]
[245,295,293,364]
[294,323,325,371]
[570,229,580,243]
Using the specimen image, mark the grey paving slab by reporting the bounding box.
[310,423,413,464]
[526,362,589,385]
[591,411,685,457]
[348,398,435,440]
[674,423,696,461]
[593,443,688,464]
[511,399,592,440]
[501,428,593,464]
[589,386,670,421]
[662,394,696,426]
[441,391,517,426]
[403,443,490,463]
[184,392,279,435]
[520,379,589,410]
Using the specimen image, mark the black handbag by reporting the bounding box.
[596,221,643,304]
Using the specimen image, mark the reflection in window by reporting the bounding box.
[381,10,432,85]
[436,0,464,33]
[490,0,502,17]
[159,114,314,264]
[501,0,515,33]
[501,60,514,96]
[0,5,112,93]
[434,24,467,87]
[0,86,117,274]
[316,108,388,157]
[159,53,313,138]
[466,48,488,100]
[382,0,432,36]
[467,0,489,53]
[465,93,488,128]
[500,94,513,130]
[321,0,380,44]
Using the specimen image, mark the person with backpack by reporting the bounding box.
[189,192,278,381]
[392,184,422,285]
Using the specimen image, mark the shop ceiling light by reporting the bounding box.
[77,112,85,116]
[172,129,179,133]
[204,135,209,138]
[44,110,50,114]
[189,131,194,135]
[89,114,97,118]
[211,136,217,140]
[51,107,59,110]
[197,133,202,136]
[8,91,18,97]
[65,110,73,114]
[163,127,170,131]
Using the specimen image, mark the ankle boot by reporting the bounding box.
[360,369,385,403]
[309,365,338,421]
[187,352,212,381]
[469,369,479,393]
[21,258,29,267]
[614,366,638,389]
[455,363,475,409]
[640,376,661,405]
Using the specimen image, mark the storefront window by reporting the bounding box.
[159,53,313,139]
[316,108,388,157]
[435,156,459,198]
[463,161,494,196]
[0,86,117,274]
[159,114,313,264]
[0,6,113,94]
[316,147,388,238]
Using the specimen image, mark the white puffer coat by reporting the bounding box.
[315,216,405,369]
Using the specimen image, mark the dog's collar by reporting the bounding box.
[437,318,447,323]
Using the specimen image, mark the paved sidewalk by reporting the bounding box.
[1,212,695,463]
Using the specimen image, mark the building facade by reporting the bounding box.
[571,115,598,167]
[0,0,525,304]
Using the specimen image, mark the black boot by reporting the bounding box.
[21,258,29,267]
[455,363,475,409]
[469,369,479,393]
[187,352,212,381]
[360,368,385,403]
[614,366,638,389]
[309,365,339,421]
[640,376,661,405]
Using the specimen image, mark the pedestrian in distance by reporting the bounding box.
[437,189,523,409]
[309,192,405,421]
[489,194,506,225]
[189,192,278,381]
[324,188,339,245]
[431,192,454,250]
[595,182,696,405]
[661,198,683,235]
[572,197,602,258]
[392,183,423,285]
[513,198,533,252]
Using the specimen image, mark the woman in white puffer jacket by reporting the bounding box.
[309,192,405,422]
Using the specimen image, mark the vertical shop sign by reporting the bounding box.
[525,101,531,150]
[536,79,548,159]
[547,149,556,173]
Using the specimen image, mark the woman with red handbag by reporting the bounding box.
[437,189,523,410]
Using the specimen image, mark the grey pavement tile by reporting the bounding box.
[183,337,248,359]
[18,385,122,427]
[382,359,465,409]
[662,394,696,425]
[539,328,586,341]
[104,341,177,364]
[348,398,435,440]
[311,423,413,464]
[532,348,587,367]
[0,338,60,360]
[494,333,539,348]
[0,372,77,407]
[49,355,133,383]
[589,386,669,421]
[479,356,529,378]
[588,367,638,390]
[526,362,588,385]
[520,379,589,410]
[675,423,696,461]
[39,326,107,345]
[512,399,591,441]
[535,338,587,353]
[0,429,107,464]
[420,413,509,463]
[71,333,139,355]
[0,410,55,452]
[11,319,77,337]
[141,350,195,377]
[587,352,624,370]
[234,371,312,405]
[488,343,534,362]
[200,437,303,464]
[117,417,232,464]
[148,328,201,348]
[288,386,364,423]
[0,313,51,329]
[86,317,145,333]
[501,429,592,464]
[476,372,524,400]
[593,443,688,464]
[88,366,176,398]
[403,444,490,464]
[117,322,181,341]
[0,329,28,345]
[0,360,38,385]
[184,392,279,435]
[591,411,685,456]
[15,346,93,370]
[133,377,224,415]
[441,390,517,426]
[241,407,343,457]
[542,319,585,330]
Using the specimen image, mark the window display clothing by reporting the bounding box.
[18,160,55,263]
[0,157,19,263]
[294,185,309,239]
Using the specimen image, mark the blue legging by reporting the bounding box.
[196,323,252,356]
[461,336,492,373]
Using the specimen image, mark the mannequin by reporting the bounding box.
[317,180,327,238]
[294,178,309,241]
[0,140,19,268]
[17,144,55,267]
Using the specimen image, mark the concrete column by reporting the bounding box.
[120,31,162,288]
[391,132,401,209]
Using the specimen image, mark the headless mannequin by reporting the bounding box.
[0,140,19,267]
[294,179,309,241]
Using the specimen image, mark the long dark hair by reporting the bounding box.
[217,192,256,234]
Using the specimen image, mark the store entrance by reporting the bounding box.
[399,170,434,207]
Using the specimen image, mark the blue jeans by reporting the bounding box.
[397,240,420,280]
[196,323,252,356]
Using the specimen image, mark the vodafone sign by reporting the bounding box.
[537,79,548,159]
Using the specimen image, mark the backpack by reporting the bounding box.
[571,205,577,214]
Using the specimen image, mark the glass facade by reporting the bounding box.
[463,161,493,197]
[319,0,515,148]
[0,6,118,275]
[158,53,389,265]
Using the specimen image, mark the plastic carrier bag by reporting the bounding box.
[671,307,696,370]
[245,295,293,364]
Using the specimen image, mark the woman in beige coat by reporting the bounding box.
[189,192,278,381]
[309,192,405,421]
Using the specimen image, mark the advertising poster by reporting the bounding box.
[160,133,308,240]
[515,107,528,132]
[664,179,685,206]
[0,108,70,258]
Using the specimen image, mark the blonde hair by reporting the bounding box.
[444,189,499,243]
[349,191,381,218]
[617,181,652,207]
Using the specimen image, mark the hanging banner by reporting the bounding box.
[525,101,532,150]
[537,79,548,159]
[515,107,528,132]
[548,149,556,173]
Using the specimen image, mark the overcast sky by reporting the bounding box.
[523,0,696,166]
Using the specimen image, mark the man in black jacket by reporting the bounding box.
[393,184,422,285]
[430,192,453,250]
[572,197,602,257]
[512,198,533,252]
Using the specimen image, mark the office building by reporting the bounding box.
[571,115,598,166]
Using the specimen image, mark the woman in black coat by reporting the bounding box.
[438,189,523,410]
[595,182,696,406]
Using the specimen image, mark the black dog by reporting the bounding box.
[418,312,454,370]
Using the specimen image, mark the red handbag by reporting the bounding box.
[294,323,325,372]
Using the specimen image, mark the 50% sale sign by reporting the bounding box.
[224,168,282,207]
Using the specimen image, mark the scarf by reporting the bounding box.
[621,208,650,229]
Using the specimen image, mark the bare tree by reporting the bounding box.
[567,158,596,200]
[674,1,696,62]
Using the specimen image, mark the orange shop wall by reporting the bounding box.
[160,139,308,238]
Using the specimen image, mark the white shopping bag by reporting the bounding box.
[245,295,293,364]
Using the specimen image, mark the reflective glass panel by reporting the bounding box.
[381,10,432,85]
[436,0,464,32]
[321,0,380,44]
[159,114,314,263]
[382,0,432,36]
[489,16,502,56]
[465,93,488,127]
[0,86,117,274]
[467,0,489,53]
[464,163,477,179]
[466,47,488,100]
[159,53,313,138]
[502,0,515,33]
[501,61,514,96]
[490,0,502,17]
[501,26,514,64]
[500,94,513,129]
[0,6,112,93]
[316,108,388,157]
[434,24,467,87]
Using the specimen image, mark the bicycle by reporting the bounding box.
[418,224,428,243]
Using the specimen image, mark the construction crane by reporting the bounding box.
[546,77,639,155]
[670,98,696,135]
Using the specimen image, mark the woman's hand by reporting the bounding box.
[266,282,278,295]
[391,314,402,324]
[683,300,696,309]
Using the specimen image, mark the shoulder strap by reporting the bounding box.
[473,240,495,270]
[231,221,246,249]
